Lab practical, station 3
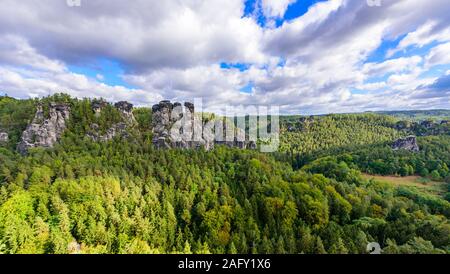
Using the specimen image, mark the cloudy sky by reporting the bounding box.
[0,0,449,114]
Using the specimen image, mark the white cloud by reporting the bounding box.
[0,35,162,105]
[363,56,422,77]
[0,0,265,71]
[425,42,450,68]
[0,0,450,114]
[387,21,450,58]
[261,0,296,18]
[0,35,65,73]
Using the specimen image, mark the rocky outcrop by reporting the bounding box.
[391,136,420,152]
[152,101,209,149]
[87,101,135,142]
[115,101,136,124]
[420,120,434,129]
[17,103,70,154]
[92,99,108,117]
[87,123,129,142]
[151,100,256,151]
[0,131,8,143]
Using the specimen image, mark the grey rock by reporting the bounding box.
[114,101,136,124]
[391,136,420,152]
[420,120,434,129]
[0,131,8,143]
[87,122,129,142]
[151,100,256,151]
[92,99,108,117]
[17,103,70,154]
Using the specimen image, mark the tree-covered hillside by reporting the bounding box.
[0,94,449,254]
[279,114,402,154]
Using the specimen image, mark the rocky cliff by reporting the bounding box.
[152,100,212,149]
[14,98,256,153]
[391,136,420,152]
[87,101,135,142]
[17,103,70,154]
[115,101,136,124]
[151,100,256,150]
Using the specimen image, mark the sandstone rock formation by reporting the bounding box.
[17,103,70,154]
[87,101,135,142]
[391,136,420,152]
[115,101,136,124]
[92,99,108,117]
[151,100,256,150]
[87,123,129,142]
[152,101,208,149]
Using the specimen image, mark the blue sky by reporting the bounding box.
[68,58,136,89]
[0,0,449,114]
[243,0,328,28]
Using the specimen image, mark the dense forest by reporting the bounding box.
[0,94,449,254]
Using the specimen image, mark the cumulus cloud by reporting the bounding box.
[0,0,450,114]
[363,56,422,77]
[0,0,265,71]
[261,0,296,18]
[425,42,450,68]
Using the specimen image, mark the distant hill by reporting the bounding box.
[372,110,450,121]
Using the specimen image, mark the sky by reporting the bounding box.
[0,0,450,114]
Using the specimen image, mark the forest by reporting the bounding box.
[0,94,449,254]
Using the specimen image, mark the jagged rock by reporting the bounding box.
[151,100,256,151]
[92,99,108,117]
[391,136,420,152]
[87,100,135,142]
[87,122,129,142]
[0,131,8,143]
[152,100,199,149]
[114,101,135,124]
[420,120,434,129]
[17,103,70,154]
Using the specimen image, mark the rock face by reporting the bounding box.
[87,123,129,142]
[391,136,420,152]
[115,101,135,124]
[87,101,135,142]
[420,120,434,129]
[0,131,8,143]
[17,103,70,154]
[92,99,108,117]
[151,100,256,150]
[152,101,207,149]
